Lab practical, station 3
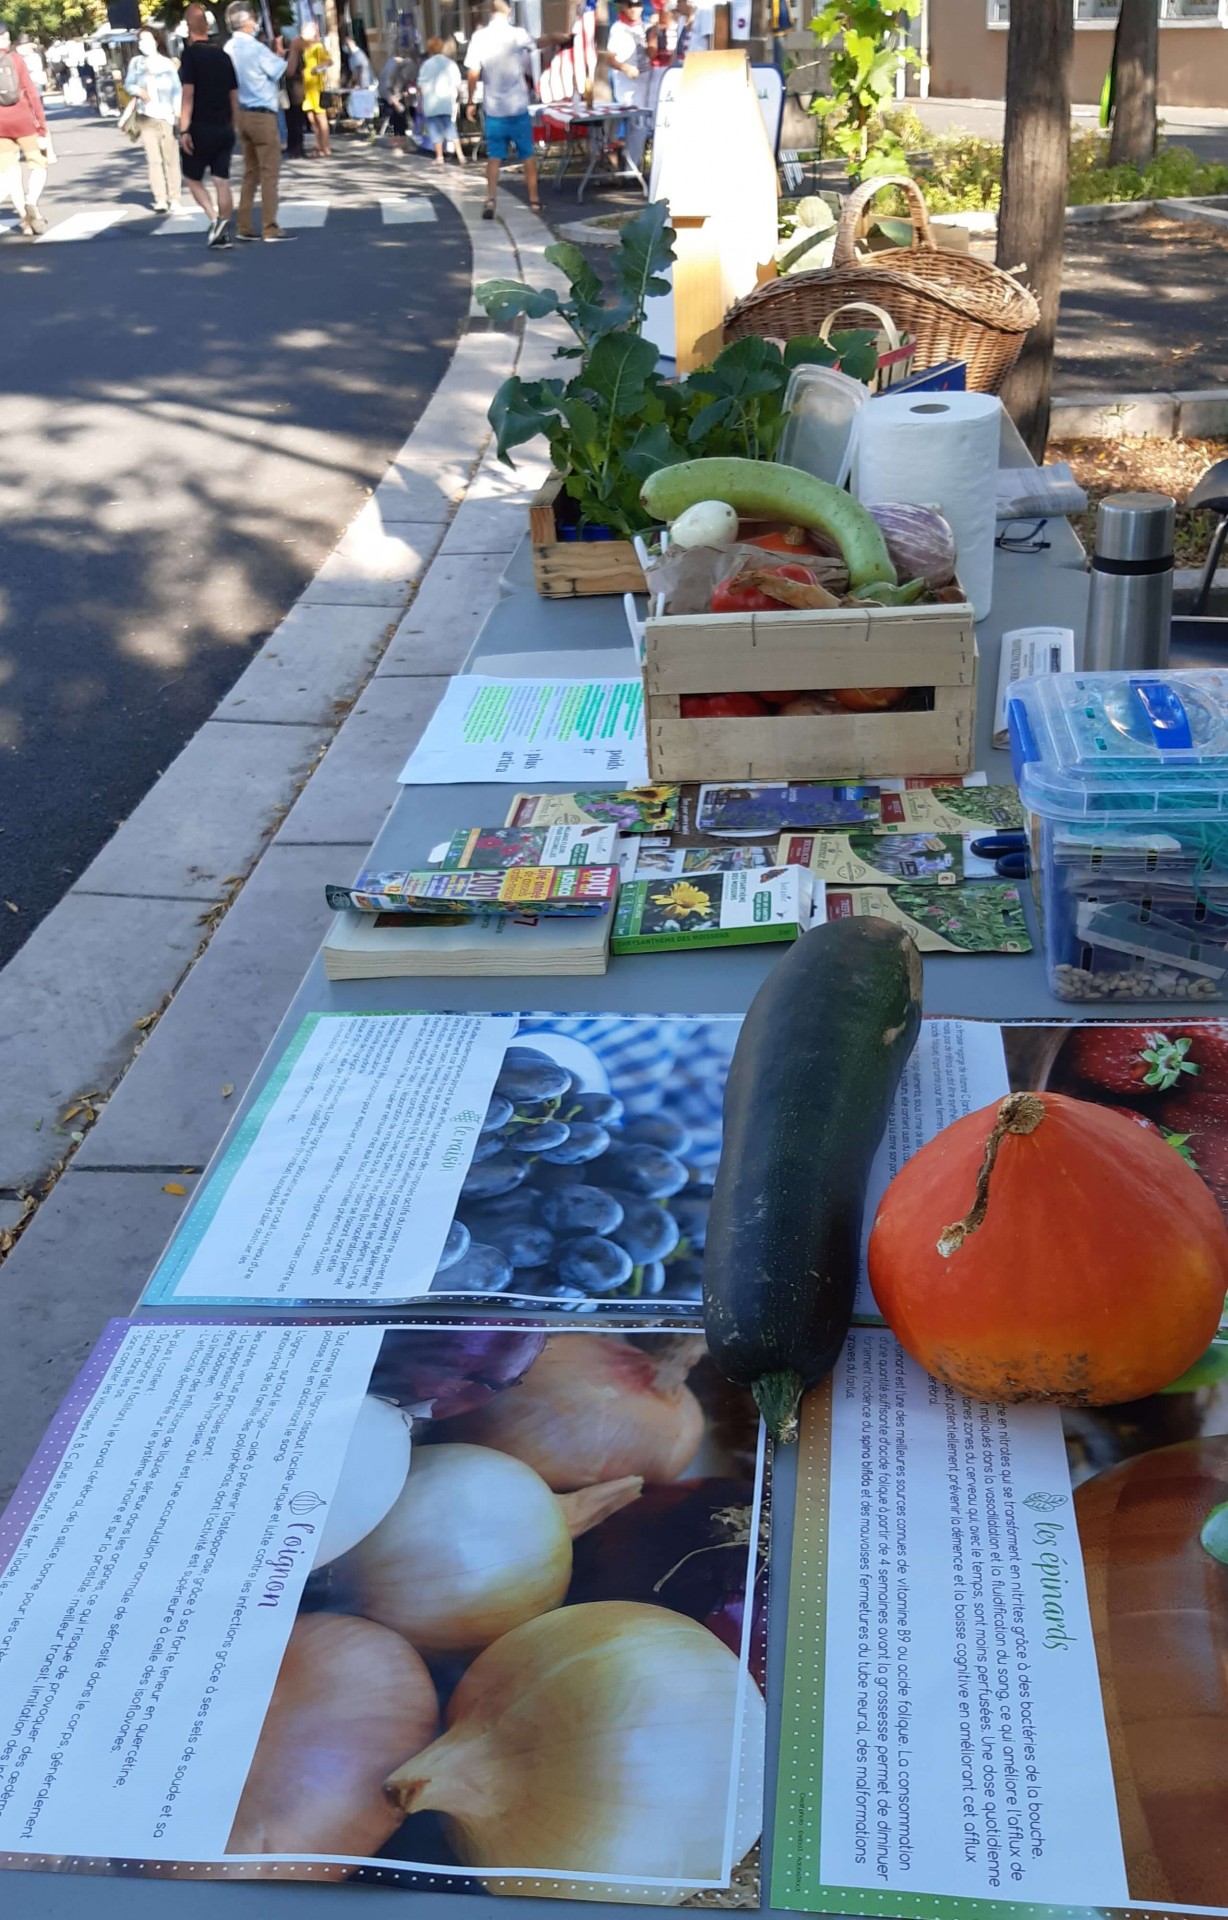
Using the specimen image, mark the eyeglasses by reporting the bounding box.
[995,517,1051,554]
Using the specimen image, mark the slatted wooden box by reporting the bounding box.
[529,473,647,598]
[642,598,978,782]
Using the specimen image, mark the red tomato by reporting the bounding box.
[711,563,818,615]
[759,690,803,708]
[833,687,907,712]
[679,693,769,718]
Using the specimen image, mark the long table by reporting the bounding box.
[5,483,1150,1919]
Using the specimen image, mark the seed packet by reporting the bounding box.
[779,831,966,886]
[326,866,619,918]
[504,785,680,834]
[631,840,779,878]
[696,782,880,836]
[428,824,618,869]
[877,785,1023,835]
[613,867,807,953]
[821,882,1033,953]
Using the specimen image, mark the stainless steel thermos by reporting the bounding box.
[1083,491,1175,671]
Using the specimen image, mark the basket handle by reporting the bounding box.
[817,300,905,352]
[833,174,935,268]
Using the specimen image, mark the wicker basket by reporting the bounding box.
[724,175,1039,395]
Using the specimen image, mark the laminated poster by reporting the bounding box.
[398,677,649,786]
[142,1011,742,1313]
[142,1013,1011,1317]
[0,1321,768,1903]
[776,1017,1228,1920]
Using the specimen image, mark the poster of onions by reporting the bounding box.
[0,1321,767,1905]
[247,1327,768,1901]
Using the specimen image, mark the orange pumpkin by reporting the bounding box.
[867,1091,1228,1405]
[1077,1438,1228,1905]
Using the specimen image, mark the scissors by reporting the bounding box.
[971,832,1030,880]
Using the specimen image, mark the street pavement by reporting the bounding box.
[0,101,472,968]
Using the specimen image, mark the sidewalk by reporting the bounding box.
[0,172,567,1503]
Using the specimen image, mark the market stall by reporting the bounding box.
[7,91,1228,1920]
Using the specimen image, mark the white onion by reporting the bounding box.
[228,1612,437,1866]
[387,1600,766,1882]
[312,1394,412,1568]
[330,1443,642,1656]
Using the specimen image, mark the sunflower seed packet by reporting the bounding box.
[612,867,808,954]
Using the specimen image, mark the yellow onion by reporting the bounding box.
[386,1600,766,1882]
[312,1394,412,1568]
[330,1443,642,1656]
[228,1613,437,1864]
[444,1334,706,1492]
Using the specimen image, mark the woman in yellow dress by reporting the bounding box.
[298,19,332,158]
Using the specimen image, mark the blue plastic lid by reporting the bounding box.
[1012,669,1228,821]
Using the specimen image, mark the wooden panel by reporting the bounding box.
[527,471,646,597]
[533,543,646,598]
[644,696,977,783]
[644,606,977,695]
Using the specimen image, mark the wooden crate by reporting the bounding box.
[643,599,978,782]
[529,473,647,598]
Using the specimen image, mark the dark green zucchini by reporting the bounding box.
[703,918,922,1443]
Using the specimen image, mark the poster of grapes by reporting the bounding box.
[142,1012,738,1312]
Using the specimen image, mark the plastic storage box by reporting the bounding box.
[1008,670,1228,1003]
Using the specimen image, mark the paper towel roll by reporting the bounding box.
[854,391,1002,621]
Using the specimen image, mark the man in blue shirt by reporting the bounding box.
[224,1,292,241]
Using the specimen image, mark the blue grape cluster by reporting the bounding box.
[431,1045,709,1309]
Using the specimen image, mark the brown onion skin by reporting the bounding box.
[444,1334,704,1491]
[227,1613,438,1864]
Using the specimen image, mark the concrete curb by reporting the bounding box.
[1051,386,1228,442]
[0,173,557,1214]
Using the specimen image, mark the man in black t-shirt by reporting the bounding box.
[177,3,239,249]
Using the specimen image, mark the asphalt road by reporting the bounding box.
[0,103,472,968]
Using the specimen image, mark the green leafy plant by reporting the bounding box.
[474,204,879,540]
[809,0,920,182]
[868,123,1228,218]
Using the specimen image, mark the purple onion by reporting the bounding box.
[370,1328,546,1420]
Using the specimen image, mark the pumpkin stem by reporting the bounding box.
[937,1092,1046,1258]
[752,1370,805,1445]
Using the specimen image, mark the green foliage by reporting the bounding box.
[6,0,104,42]
[1066,129,1228,205]
[873,123,1228,217]
[809,0,920,182]
[475,203,877,539]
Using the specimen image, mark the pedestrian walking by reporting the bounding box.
[606,0,650,169]
[177,3,237,248]
[282,25,306,157]
[125,27,183,212]
[224,2,292,242]
[0,19,53,237]
[343,32,373,87]
[464,0,541,219]
[378,48,414,154]
[417,36,464,166]
[297,18,331,157]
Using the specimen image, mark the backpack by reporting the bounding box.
[0,50,21,109]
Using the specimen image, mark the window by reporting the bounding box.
[988,0,1226,22]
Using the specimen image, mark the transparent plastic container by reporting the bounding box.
[775,363,868,489]
[1008,670,1228,1003]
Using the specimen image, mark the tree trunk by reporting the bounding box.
[996,0,1074,460]
[1108,0,1159,168]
